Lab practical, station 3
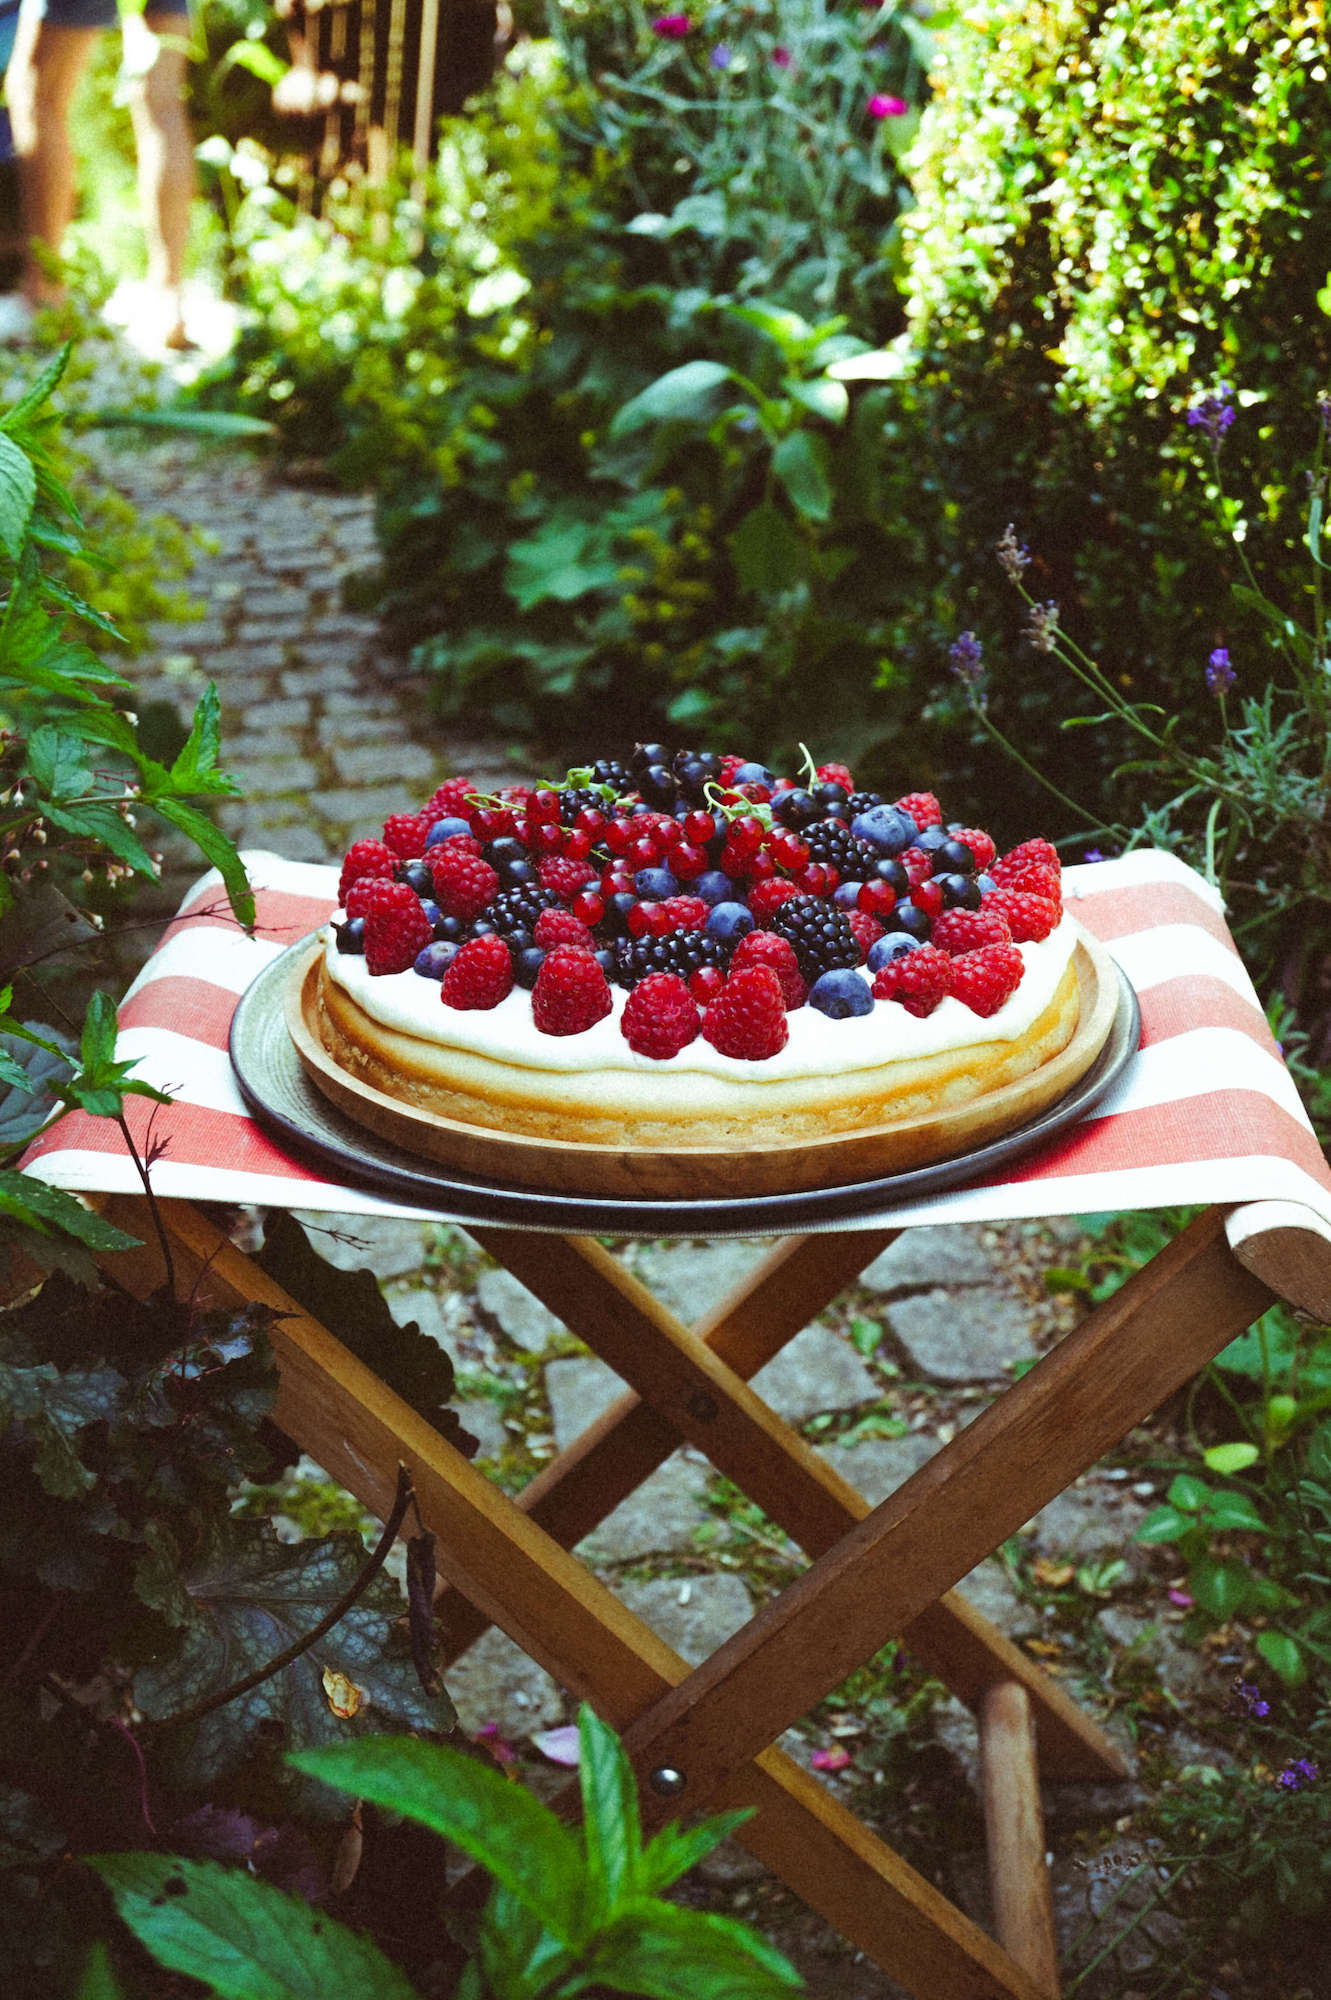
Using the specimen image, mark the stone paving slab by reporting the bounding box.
[885,1285,1040,1382]
[615,1573,756,1666]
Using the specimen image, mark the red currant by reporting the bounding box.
[689,964,725,1004]
[530,821,565,856]
[530,789,562,823]
[603,819,634,855]
[670,842,708,880]
[562,829,593,863]
[628,835,662,871]
[727,814,765,857]
[747,849,776,882]
[912,879,945,918]
[857,879,898,918]
[683,809,717,845]
[797,862,834,897]
[470,807,515,841]
[575,806,608,839]
[571,889,605,927]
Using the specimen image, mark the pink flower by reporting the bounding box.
[651,12,690,35]
[810,1745,853,1772]
[1167,1588,1194,1608]
[867,93,908,118]
[771,44,791,67]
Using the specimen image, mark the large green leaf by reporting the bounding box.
[149,798,255,930]
[593,1898,804,1998]
[505,516,623,611]
[578,1704,640,1918]
[0,1350,125,1497]
[288,1737,588,1944]
[134,1522,455,1812]
[476,1884,579,2000]
[637,1808,754,1899]
[0,432,36,559]
[0,1171,141,1250]
[165,684,241,797]
[1189,1554,1257,1620]
[771,432,833,523]
[0,339,71,432]
[91,1854,419,2000]
[609,360,733,438]
[726,499,807,595]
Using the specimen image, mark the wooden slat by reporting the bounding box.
[95,1195,1049,2000]
[979,1682,1060,1998]
[463,1227,1128,1783]
[1225,1199,1331,1321]
[612,1207,1275,1826]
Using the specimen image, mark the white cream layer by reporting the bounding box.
[322,917,1078,1080]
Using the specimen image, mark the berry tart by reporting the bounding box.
[291,747,1117,1196]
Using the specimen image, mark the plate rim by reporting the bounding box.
[229,932,1141,1233]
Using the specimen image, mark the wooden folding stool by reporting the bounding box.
[92,1191,1331,2000]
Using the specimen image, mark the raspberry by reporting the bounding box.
[364,894,434,975]
[748,878,804,920]
[621,972,702,1059]
[427,846,500,922]
[344,873,398,920]
[815,761,855,790]
[441,934,514,1010]
[382,810,432,859]
[538,855,598,901]
[730,930,806,1009]
[994,836,1060,880]
[656,895,708,932]
[339,838,396,903]
[948,941,1024,1016]
[894,791,943,829]
[871,942,952,1017]
[931,906,1013,955]
[846,909,884,962]
[425,776,479,819]
[531,945,613,1036]
[702,965,789,1060]
[949,826,997,871]
[534,908,593,948]
[899,847,934,890]
[982,887,1061,942]
[994,861,1061,903]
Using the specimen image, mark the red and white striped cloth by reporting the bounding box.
[18,850,1331,1234]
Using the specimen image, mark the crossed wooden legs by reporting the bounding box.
[96,1197,1282,2000]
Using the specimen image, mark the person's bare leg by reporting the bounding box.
[6,15,99,304]
[124,11,193,347]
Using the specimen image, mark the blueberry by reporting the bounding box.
[704,900,756,946]
[485,834,528,870]
[512,946,546,989]
[812,780,850,815]
[593,947,618,980]
[604,891,640,937]
[425,816,472,846]
[935,837,978,874]
[694,869,736,906]
[399,861,434,896]
[915,824,951,854]
[433,912,468,943]
[419,898,443,928]
[850,804,917,856]
[867,931,920,971]
[892,901,933,940]
[832,880,865,910]
[631,741,671,772]
[773,787,821,830]
[634,867,680,901]
[638,762,678,809]
[935,872,983,910]
[413,940,459,979]
[499,857,539,888]
[335,916,365,954]
[732,759,776,789]
[976,872,998,896]
[808,968,875,1019]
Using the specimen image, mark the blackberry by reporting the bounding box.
[590,757,634,792]
[558,786,603,826]
[767,896,862,983]
[613,931,727,988]
[801,820,879,880]
[846,790,884,816]
[477,883,562,939]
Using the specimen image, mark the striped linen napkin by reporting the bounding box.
[18,849,1331,1234]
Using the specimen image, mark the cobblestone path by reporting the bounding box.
[88,430,1209,2000]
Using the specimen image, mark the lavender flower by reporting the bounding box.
[948,629,983,685]
[1083,847,1105,864]
[1229,1679,1271,1721]
[709,42,732,68]
[1186,384,1236,450]
[1026,600,1061,652]
[997,523,1030,581]
[1317,391,1331,444]
[1277,1758,1319,1791]
[1206,646,1236,695]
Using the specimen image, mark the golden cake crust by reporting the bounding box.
[313,956,1082,1151]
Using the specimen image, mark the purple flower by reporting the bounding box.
[710,42,732,68]
[651,12,690,37]
[771,44,791,68]
[948,629,984,686]
[1186,384,1236,449]
[1026,600,1060,653]
[1083,847,1105,864]
[1317,391,1331,444]
[997,523,1030,581]
[1206,646,1236,695]
[1277,1758,1319,1791]
[867,92,908,119]
[1229,1680,1271,1721]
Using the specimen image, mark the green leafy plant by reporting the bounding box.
[92,1705,805,1999]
